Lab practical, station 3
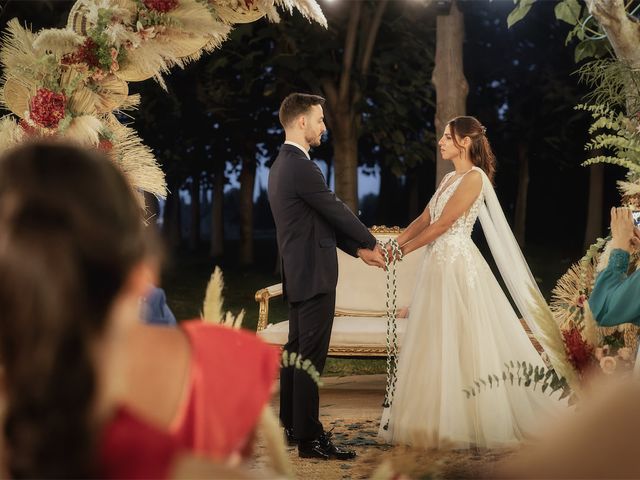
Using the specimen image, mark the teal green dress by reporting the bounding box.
[589,249,640,327]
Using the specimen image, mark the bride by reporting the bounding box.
[378,116,564,449]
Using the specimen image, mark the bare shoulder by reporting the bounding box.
[458,170,483,195]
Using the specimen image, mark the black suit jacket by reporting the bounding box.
[268,144,377,303]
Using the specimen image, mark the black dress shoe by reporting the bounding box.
[298,432,356,460]
[319,431,356,460]
[298,438,330,460]
[284,428,297,446]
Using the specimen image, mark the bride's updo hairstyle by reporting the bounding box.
[448,116,496,184]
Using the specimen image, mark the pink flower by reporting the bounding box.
[91,69,106,81]
[110,47,118,61]
[617,347,632,361]
[600,356,617,375]
[576,294,586,309]
[110,60,119,73]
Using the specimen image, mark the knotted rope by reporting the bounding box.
[380,238,403,427]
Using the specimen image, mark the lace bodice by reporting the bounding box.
[427,168,484,277]
[428,167,484,238]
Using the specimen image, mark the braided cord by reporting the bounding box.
[381,238,403,428]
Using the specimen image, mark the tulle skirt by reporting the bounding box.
[378,237,565,449]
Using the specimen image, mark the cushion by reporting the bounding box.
[258,315,407,347]
[335,234,425,313]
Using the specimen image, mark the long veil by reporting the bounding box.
[475,167,579,390]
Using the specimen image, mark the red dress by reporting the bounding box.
[100,406,180,479]
[100,323,279,478]
[170,321,280,458]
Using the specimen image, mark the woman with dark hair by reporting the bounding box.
[378,116,564,449]
[0,142,279,478]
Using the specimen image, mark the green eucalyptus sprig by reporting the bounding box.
[463,361,574,403]
[281,351,323,387]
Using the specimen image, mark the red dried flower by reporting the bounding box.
[62,37,100,68]
[562,326,594,374]
[29,88,67,129]
[18,119,39,136]
[143,0,179,12]
[98,139,114,152]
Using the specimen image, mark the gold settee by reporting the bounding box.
[255,227,426,357]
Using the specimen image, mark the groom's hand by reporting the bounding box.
[357,246,385,268]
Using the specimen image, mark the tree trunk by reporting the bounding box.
[239,153,256,266]
[587,0,640,69]
[432,0,468,187]
[583,163,605,249]
[587,0,640,114]
[331,112,359,212]
[188,175,201,251]
[319,1,388,214]
[163,177,182,250]
[514,143,529,247]
[210,165,225,258]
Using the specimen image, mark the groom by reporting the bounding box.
[268,93,384,460]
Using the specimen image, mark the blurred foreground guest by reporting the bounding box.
[0,142,279,479]
[491,376,640,479]
[589,207,640,327]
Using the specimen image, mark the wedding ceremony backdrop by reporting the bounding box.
[1,0,640,404]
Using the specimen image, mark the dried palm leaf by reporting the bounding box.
[551,263,589,329]
[0,116,24,150]
[64,114,103,145]
[273,0,327,27]
[117,93,140,111]
[1,78,31,117]
[68,86,98,116]
[66,72,130,114]
[582,301,602,347]
[107,118,166,197]
[0,20,39,76]
[618,180,640,197]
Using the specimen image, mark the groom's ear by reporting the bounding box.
[297,114,307,129]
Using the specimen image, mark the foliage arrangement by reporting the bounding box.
[0,0,327,201]
[497,0,640,395]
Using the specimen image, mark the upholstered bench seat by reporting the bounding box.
[259,315,408,352]
[255,228,421,357]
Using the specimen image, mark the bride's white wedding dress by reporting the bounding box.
[378,167,564,449]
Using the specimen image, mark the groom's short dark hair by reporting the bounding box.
[279,93,325,128]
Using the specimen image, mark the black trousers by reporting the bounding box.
[279,291,336,441]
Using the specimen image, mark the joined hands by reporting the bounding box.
[357,244,386,268]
